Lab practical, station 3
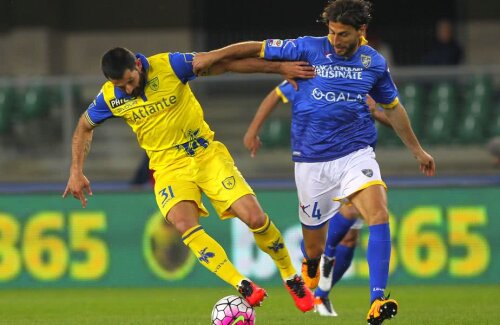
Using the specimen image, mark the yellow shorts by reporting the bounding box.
[152,141,254,220]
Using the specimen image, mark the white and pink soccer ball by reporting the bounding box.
[211,295,255,325]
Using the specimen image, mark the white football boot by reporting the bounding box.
[314,295,338,317]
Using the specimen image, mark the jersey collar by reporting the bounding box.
[136,53,150,71]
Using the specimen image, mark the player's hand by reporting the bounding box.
[279,61,315,89]
[415,150,436,176]
[366,95,377,112]
[193,52,219,76]
[62,172,93,208]
[243,131,262,158]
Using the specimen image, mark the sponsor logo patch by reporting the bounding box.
[109,97,136,109]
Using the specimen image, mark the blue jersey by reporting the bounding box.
[275,80,380,150]
[275,80,296,103]
[262,37,399,162]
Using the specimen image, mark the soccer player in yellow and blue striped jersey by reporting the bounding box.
[63,47,316,312]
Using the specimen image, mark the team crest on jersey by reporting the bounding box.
[222,176,235,189]
[361,54,371,68]
[268,39,284,47]
[147,76,160,91]
[362,169,373,177]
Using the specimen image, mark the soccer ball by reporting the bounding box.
[211,295,255,325]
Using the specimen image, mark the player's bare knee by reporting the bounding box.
[167,212,198,234]
[246,212,267,230]
[339,205,361,219]
[171,219,198,234]
[340,231,358,247]
[367,208,389,226]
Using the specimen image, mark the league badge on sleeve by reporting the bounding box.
[268,39,284,47]
[361,54,372,68]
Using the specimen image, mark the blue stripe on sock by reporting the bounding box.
[181,225,204,241]
[314,287,329,298]
[300,239,309,259]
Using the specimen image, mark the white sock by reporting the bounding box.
[318,254,335,292]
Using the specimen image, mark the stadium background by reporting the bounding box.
[0,0,499,323]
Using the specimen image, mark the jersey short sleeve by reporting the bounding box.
[369,66,400,109]
[262,38,305,61]
[85,91,112,126]
[169,52,196,84]
[275,81,296,104]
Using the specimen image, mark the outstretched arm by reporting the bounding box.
[244,88,282,157]
[203,58,315,82]
[62,115,95,207]
[193,41,263,75]
[384,103,435,176]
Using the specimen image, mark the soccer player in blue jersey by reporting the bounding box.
[62,48,316,312]
[193,0,436,323]
[244,81,392,317]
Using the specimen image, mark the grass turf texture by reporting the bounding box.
[1,284,498,324]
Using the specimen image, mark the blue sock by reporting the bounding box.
[300,239,309,259]
[332,244,355,286]
[367,223,391,303]
[314,286,328,298]
[324,212,356,257]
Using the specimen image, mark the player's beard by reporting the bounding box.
[336,40,359,57]
[130,71,147,97]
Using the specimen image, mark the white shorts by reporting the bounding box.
[295,146,386,227]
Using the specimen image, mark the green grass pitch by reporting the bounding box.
[1,284,498,324]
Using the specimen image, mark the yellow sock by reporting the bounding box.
[182,225,244,288]
[251,215,296,280]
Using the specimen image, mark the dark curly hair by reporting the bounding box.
[321,0,373,30]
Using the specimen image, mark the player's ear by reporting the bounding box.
[358,24,367,37]
[135,58,142,71]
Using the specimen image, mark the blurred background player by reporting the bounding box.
[422,18,464,65]
[487,136,500,167]
[192,0,436,323]
[243,80,392,316]
[63,47,316,312]
[130,153,154,186]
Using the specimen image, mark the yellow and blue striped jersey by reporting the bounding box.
[84,52,214,169]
